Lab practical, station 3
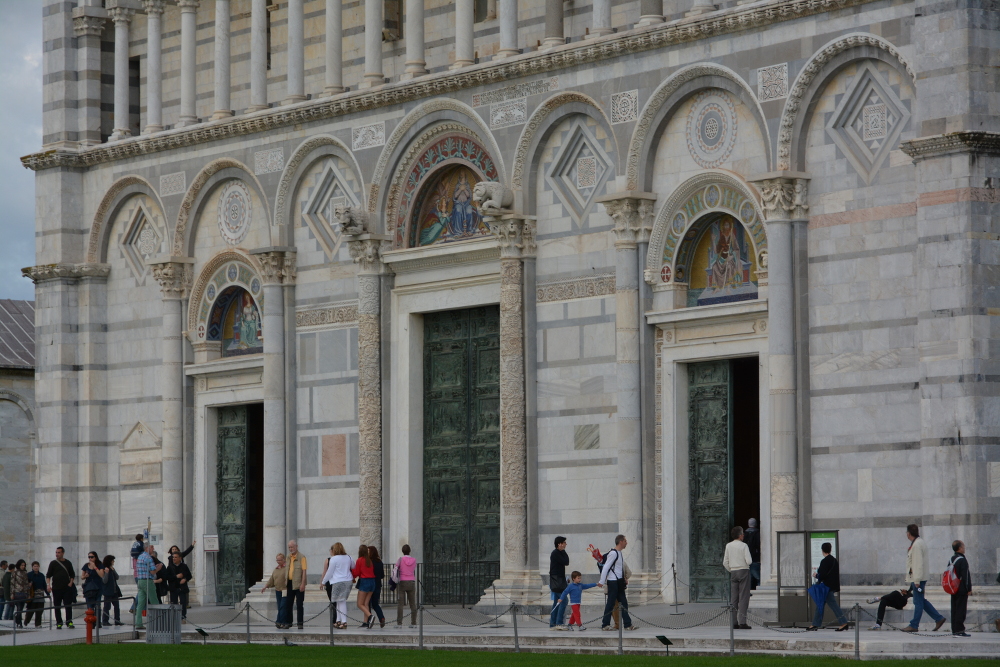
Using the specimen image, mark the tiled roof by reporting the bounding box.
[0,299,35,369]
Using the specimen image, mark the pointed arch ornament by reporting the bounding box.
[187,250,265,344]
[645,171,766,286]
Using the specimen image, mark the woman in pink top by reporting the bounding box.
[394,544,417,626]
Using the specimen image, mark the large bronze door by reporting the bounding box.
[688,361,733,602]
[216,404,263,605]
[423,307,501,604]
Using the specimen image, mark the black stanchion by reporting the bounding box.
[854,604,860,660]
[511,603,520,653]
[418,605,424,650]
[329,602,335,646]
[729,606,735,657]
[618,614,623,655]
[245,601,250,644]
[670,564,683,615]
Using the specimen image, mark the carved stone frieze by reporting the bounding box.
[25,0,883,172]
[22,263,112,284]
[356,276,383,548]
[295,303,359,327]
[900,131,1000,161]
[536,273,616,303]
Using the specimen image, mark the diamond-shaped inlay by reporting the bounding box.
[120,203,163,282]
[546,119,612,222]
[826,61,910,184]
[301,160,360,260]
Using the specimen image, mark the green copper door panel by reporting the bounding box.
[688,361,733,602]
[423,307,500,603]
[217,405,248,605]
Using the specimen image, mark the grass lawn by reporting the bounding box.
[4,645,998,666]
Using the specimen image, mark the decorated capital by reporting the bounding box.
[250,248,297,285]
[597,192,657,249]
[486,214,536,260]
[749,172,810,222]
[148,257,195,299]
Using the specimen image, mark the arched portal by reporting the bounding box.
[410,164,487,247]
[676,212,760,308]
[207,286,263,357]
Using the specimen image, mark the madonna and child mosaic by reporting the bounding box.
[686,215,758,307]
[412,167,487,246]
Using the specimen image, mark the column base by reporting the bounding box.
[636,15,664,26]
[321,85,346,96]
[109,128,132,141]
[586,28,614,39]
[450,59,475,70]
[401,61,428,80]
[493,48,519,59]
[142,124,163,135]
[176,116,199,127]
[210,110,234,121]
[358,74,385,89]
[246,104,269,113]
[540,37,566,50]
[282,95,308,105]
[486,570,541,607]
[685,4,717,16]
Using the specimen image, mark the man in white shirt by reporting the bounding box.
[902,524,946,632]
[722,526,753,629]
[599,534,637,631]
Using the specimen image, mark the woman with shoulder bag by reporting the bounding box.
[320,543,353,629]
[24,561,47,628]
[80,552,106,626]
[102,555,124,627]
[10,560,30,628]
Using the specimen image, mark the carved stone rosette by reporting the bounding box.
[485,213,534,572]
[344,231,392,549]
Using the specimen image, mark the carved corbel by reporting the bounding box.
[250,247,297,285]
[749,172,810,223]
[485,213,536,260]
[473,181,515,216]
[334,206,370,236]
[147,256,195,299]
[596,191,657,249]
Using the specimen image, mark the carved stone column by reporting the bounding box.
[143,0,166,132]
[323,0,345,94]
[250,248,296,568]
[484,210,535,577]
[248,0,269,111]
[178,0,201,126]
[109,6,134,140]
[343,212,391,550]
[73,6,107,146]
[598,192,655,571]
[284,0,306,104]
[212,0,233,120]
[495,0,518,59]
[749,172,808,579]
[148,257,195,551]
[541,0,564,49]
[360,0,384,89]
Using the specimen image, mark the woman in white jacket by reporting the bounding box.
[320,542,354,629]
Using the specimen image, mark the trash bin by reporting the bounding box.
[145,604,183,644]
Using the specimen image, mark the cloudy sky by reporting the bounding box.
[0,2,42,301]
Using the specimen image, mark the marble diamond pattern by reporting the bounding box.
[544,116,615,225]
[297,157,362,263]
[118,198,164,282]
[825,60,910,183]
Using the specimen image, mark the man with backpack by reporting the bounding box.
[945,540,972,637]
[902,524,946,632]
[599,534,636,631]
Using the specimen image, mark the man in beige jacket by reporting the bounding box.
[903,524,946,632]
[723,526,753,629]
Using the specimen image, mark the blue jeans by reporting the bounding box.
[601,580,631,629]
[274,591,288,625]
[549,591,568,627]
[908,581,943,628]
[812,592,847,627]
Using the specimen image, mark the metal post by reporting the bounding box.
[330,601,335,646]
[418,605,424,649]
[854,604,860,660]
[671,563,683,615]
[12,614,16,646]
[729,606,735,657]
[618,613,623,655]
[245,601,250,644]
[96,606,101,644]
[512,603,520,653]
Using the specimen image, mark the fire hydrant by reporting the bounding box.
[85,608,97,644]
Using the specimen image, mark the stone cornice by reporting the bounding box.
[22,263,111,284]
[23,0,879,172]
[900,132,1000,161]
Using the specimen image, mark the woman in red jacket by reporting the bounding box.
[351,544,376,628]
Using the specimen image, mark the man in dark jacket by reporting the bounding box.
[949,540,972,637]
[866,588,912,629]
[807,543,849,631]
[45,547,75,629]
[549,536,569,629]
[745,519,761,589]
[164,552,193,622]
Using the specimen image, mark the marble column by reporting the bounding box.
[402,0,427,79]
[598,193,655,570]
[251,249,296,568]
[212,0,233,119]
[284,0,306,104]
[143,1,165,132]
[451,0,475,69]
[495,0,518,59]
[542,0,564,49]
[248,0,269,111]
[590,0,613,38]
[360,0,384,89]
[485,210,535,575]
[637,0,664,25]
[323,0,345,94]
[73,8,106,145]
[178,0,200,127]
[149,258,194,552]
[343,216,391,550]
[109,6,134,141]
[750,173,808,573]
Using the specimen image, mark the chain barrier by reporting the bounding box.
[857,605,956,637]
[191,607,249,631]
[630,606,731,630]
[745,610,810,633]
[421,606,509,628]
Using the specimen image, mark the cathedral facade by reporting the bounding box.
[22,0,1000,606]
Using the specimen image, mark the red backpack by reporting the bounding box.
[941,555,964,595]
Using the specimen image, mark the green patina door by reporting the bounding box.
[688,361,733,602]
[216,404,263,605]
[423,307,501,604]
